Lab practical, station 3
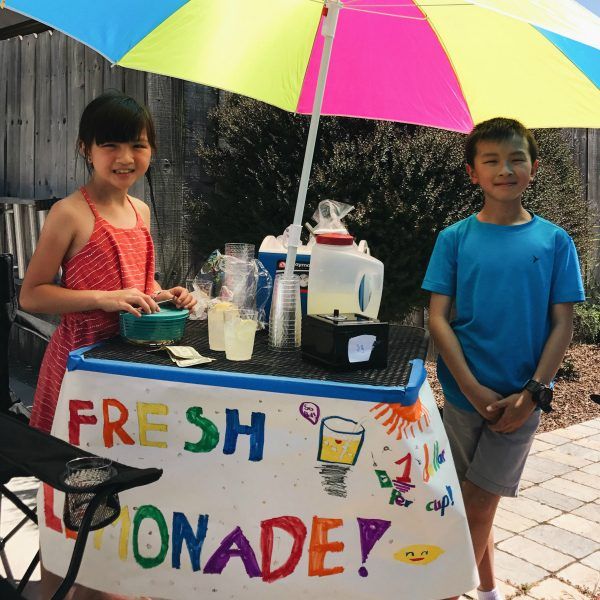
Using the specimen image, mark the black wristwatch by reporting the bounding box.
[524,379,553,413]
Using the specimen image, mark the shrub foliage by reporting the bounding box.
[188,96,592,321]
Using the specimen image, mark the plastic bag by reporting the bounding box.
[311,200,354,235]
[198,250,273,327]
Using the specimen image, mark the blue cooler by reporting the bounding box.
[258,236,311,322]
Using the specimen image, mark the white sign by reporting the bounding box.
[347,334,376,363]
[41,371,477,599]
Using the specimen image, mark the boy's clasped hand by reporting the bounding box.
[485,391,536,434]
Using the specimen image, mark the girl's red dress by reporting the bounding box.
[29,187,155,433]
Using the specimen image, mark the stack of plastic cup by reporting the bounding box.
[268,274,301,351]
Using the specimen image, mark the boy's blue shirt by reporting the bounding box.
[422,213,585,412]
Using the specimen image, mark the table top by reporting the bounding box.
[73,321,429,405]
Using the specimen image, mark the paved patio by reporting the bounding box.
[2,419,600,600]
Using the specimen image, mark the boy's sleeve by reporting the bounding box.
[550,232,585,304]
[422,229,457,297]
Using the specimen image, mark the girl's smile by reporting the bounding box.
[86,131,152,189]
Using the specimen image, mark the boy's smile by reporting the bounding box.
[467,134,538,206]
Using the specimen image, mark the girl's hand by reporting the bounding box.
[96,288,160,317]
[166,286,197,310]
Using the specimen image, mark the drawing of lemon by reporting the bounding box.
[394,544,444,565]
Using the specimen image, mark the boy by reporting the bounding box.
[422,118,585,600]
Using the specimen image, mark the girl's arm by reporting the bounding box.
[489,303,574,433]
[429,292,502,418]
[20,200,157,316]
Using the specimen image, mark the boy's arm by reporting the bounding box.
[488,302,574,433]
[429,293,502,419]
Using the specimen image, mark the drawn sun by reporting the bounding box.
[394,544,444,565]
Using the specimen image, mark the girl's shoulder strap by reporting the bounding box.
[79,186,100,219]
[126,195,146,227]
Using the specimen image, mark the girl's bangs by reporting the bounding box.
[93,101,151,145]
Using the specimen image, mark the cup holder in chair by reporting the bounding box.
[61,457,120,532]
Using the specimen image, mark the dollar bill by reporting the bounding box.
[173,356,215,368]
[164,346,201,360]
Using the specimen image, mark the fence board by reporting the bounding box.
[563,129,588,197]
[19,35,35,200]
[123,69,146,200]
[50,31,68,198]
[5,37,21,197]
[34,31,52,201]
[103,60,124,92]
[181,81,219,274]
[66,36,86,191]
[0,36,8,196]
[84,46,103,108]
[146,73,186,286]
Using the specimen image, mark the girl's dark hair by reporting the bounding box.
[78,90,157,159]
[465,117,538,167]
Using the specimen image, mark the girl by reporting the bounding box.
[21,90,195,434]
[21,91,195,600]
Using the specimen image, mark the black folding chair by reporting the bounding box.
[0,412,162,599]
[0,462,38,595]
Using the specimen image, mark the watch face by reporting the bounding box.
[526,379,544,395]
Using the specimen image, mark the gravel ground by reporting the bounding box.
[427,343,600,432]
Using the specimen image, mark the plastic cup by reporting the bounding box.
[187,279,213,321]
[224,308,258,361]
[224,243,255,262]
[187,278,213,296]
[268,274,301,351]
[208,301,236,350]
[223,260,256,309]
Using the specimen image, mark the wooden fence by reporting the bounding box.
[563,128,600,288]
[0,30,218,285]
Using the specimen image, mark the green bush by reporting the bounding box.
[573,302,600,344]
[556,357,579,381]
[187,96,593,321]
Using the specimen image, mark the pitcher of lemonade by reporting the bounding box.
[307,233,383,318]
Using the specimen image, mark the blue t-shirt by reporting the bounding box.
[422,214,585,411]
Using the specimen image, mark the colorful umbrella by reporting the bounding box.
[5,0,600,271]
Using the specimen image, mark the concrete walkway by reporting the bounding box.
[467,418,600,600]
[2,419,600,600]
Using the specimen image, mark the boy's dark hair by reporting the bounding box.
[465,117,538,167]
[78,90,157,159]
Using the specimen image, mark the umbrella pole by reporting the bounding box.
[283,0,341,279]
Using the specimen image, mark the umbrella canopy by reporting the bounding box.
[5,0,600,133]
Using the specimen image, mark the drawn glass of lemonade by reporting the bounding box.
[318,417,365,466]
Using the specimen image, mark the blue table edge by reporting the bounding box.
[67,343,427,406]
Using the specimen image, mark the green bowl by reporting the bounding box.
[119,306,190,345]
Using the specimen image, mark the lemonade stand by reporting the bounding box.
[39,321,478,599]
